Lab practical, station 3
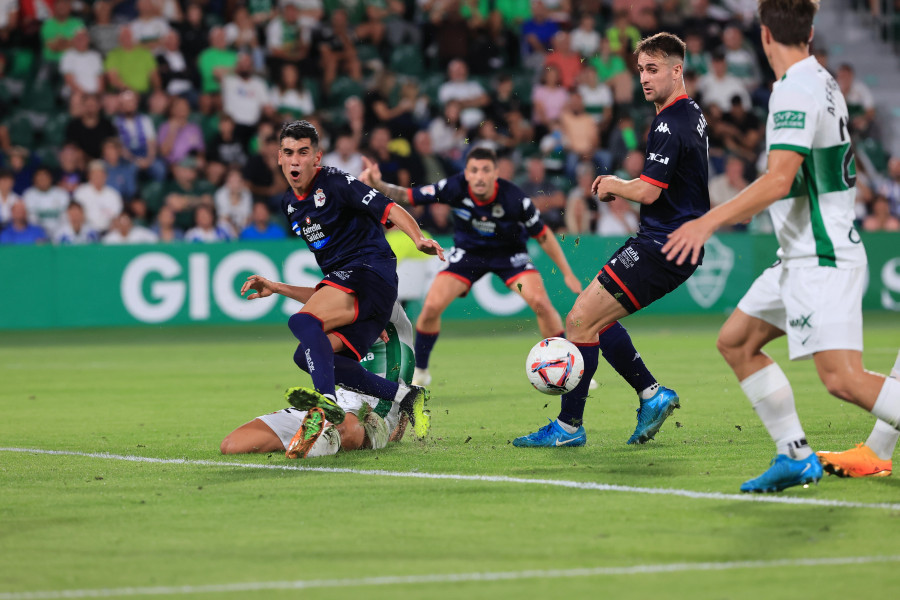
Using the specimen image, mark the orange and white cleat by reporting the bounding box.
[285,407,327,459]
[816,443,892,478]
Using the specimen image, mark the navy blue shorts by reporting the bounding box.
[597,235,701,314]
[318,263,398,360]
[440,247,535,296]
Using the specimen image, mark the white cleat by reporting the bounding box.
[589,378,598,391]
[412,367,432,387]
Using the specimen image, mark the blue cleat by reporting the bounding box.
[513,419,586,448]
[740,454,823,493]
[627,386,680,444]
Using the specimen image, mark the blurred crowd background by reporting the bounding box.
[0,0,898,246]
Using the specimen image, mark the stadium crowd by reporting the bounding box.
[0,0,898,246]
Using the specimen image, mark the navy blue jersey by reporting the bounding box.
[409,172,547,254]
[279,166,397,275]
[638,96,710,241]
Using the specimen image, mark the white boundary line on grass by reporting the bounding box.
[3,447,900,511]
[2,555,900,599]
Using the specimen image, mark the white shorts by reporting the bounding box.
[737,262,865,361]
[256,390,401,449]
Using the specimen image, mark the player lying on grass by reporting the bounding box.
[663,0,900,493]
[272,120,443,440]
[359,147,583,389]
[816,350,900,478]
[514,32,711,448]
[221,290,416,458]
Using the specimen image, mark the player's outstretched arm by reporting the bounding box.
[386,204,445,261]
[536,229,583,294]
[662,149,805,265]
[360,156,411,206]
[592,175,662,205]
[241,275,316,303]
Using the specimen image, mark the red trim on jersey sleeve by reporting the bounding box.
[530,224,550,239]
[407,188,415,206]
[640,174,669,189]
[658,94,688,114]
[380,202,396,224]
[603,265,642,310]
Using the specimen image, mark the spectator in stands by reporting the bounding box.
[89,1,120,55]
[366,124,410,186]
[40,0,85,70]
[682,0,729,50]
[590,36,633,105]
[405,130,450,188]
[185,204,232,242]
[102,138,138,202]
[105,26,161,95]
[697,49,750,112]
[59,28,103,99]
[197,27,237,116]
[684,30,710,76]
[316,8,363,95]
[222,53,271,148]
[265,3,309,72]
[206,114,248,186]
[720,24,761,94]
[151,205,183,242]
[531,64,569,135]
[519,156,565,231]
[487,73,526,131]
[605,8,641,55]
[322,129,364,175]
[157,30,197,102]
[65,94,117,160]
[365,71,421,141]
[863,195,900,232]
[243,134,286,204]
[343,95,366,143]
[7,147,36,196]
[438,59,489,130]
[158,95,205,166]
[53,200,100,244]
[23,166,69,236]
[560,92,609,179]
[565,161,600,234]
[596,195,639,237]
[0,200,48,245]
[544,31,583,90]
[520,0,559,68]
[0,168,20,229]
[214,166,253,234]
[131,0,170,54]
[719,94,762,164]
[225,6,265,72]
[708,154,749,211]
[836,63,877,136]
[240,201,286,241]
[576,67,613,132]
[164,156,214,229]
[876,156,900,216]
[468,8,519,73]
[178,2,210,67]
[56,143,85,196]
[73,160,123,233]
[102,210,159,244]
[469,118,513,155]
[570,13,600,58]
[113,90,166,182]
[270,63,316,121]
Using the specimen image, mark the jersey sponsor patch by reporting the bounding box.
[773,110,806,130]
[648,152,669,165]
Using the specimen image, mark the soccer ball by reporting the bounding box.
[526,337,584,395]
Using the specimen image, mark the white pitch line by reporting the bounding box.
[1,555,899,599]
[2,447,900,511]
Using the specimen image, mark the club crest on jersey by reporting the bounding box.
[491,204,505,218]
[655,122,671,134]
[314,188,326,207]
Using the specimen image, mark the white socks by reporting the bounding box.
[740,363,812,459]
[639,383,660,401]
[557,419,578,434]
[870,377,900,430]
[864,351,900,459]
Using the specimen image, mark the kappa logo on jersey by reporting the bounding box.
[648,153,670,165]
[773,110,806,130]
[313,188,326,207]
[491,204,505,218]
[419,184,436,196]
[286,204,296,215]
[655,122,671,134]
[345,174,357,184]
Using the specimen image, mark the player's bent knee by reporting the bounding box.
[819,371,857,404]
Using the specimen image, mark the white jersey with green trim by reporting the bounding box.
[765,55,866,268]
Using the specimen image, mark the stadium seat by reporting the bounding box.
[41,113,70,148]
[22,79,58,115]
[140,180,166,213]
[7,113,34,148]
[302,78,322,108]
[328,76,365,106]
[512,73,535,107]
[390,44,425,78]
[34,146,59,169]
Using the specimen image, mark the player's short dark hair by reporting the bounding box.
[635,32,686,62]
[279,120,319,148]
[465,147,498,165]
[758,0,819,47]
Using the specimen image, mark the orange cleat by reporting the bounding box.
[816,444,892,478]
[285,407,326,459]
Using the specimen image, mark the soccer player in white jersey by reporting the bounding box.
[220,278,415,458]
[662,0,900,493]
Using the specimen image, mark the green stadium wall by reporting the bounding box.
[2,233,899,330]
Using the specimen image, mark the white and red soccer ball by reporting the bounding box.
[526,337,584,395]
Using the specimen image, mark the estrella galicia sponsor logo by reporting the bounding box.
[301,219,331,249]
[686,235,734,308]
[773,110,806,130]
[472,216,497,236]
[789,313,813,329]
[314,188,326,207]
[649,152,669,165]
[655,122,670,134]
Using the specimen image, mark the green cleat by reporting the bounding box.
[398,385,431,438]
[286,407,326,459]
[284,386,346,424]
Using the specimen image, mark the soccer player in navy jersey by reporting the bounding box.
[359,146,584,387]
[241,120,444,442]
[515,32,711,448]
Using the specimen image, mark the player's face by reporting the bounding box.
[637,52,680,105]
[463,158,499,200]
[279,137,322,191]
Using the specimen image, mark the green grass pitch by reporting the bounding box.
[2,313,900,599]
